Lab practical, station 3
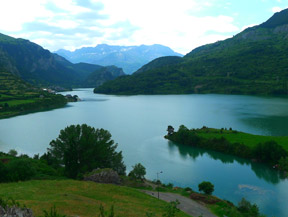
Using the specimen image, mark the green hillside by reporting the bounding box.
[0,180,191,217]
[83,65,125,88]
[0,71,66,119]
[94,9,288,95]
[0,33,124,88]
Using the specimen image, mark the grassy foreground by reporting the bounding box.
[0,180,191,217]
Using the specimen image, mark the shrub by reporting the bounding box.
[198,181,214,195]
[128,163,146,180]
[6,158,36,182]
[238,198,260,216]
[252,140,287,164]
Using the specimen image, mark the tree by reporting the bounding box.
[48,124,126,178]
[252,140,287,164]
[167,125,174,136]
[8,149,17,157]
[198,181,214,195]
[129,163,146,180]
[238,198,260,216]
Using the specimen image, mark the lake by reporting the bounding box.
[0,89,288,217]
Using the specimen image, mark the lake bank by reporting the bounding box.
[0,89,288,216]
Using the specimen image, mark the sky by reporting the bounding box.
[0,0,287,54]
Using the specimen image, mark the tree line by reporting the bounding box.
[166,125,288,172]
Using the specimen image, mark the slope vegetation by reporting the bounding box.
[0,180,191,217]
[0,33,124,88]
[0,71,66,118]
[94,9,288,95]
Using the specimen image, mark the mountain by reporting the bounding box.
[55,44,183,74]
[83,66,125,87]
[94,9,288,95]
[0,33,124,88]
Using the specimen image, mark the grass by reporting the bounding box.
[195,128,288,152]
[209,201,244,217]
[2,99,36,106]
[0,180,192,217]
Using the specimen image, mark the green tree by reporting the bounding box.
[8,149,17,157]
[0,162,7,182]
[128,163,146,180]
[198,181,214,195]
[252,140,287,164]
[48,124,126,178]
[6,158,36,181]
[238,198,260,216]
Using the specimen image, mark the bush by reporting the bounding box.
[162,200,180,217]
[128,163,146,180]
[252,140,287,164]
[6,158,36,182]
[238,198,260,216]
[8,149,17,157]
[198,181,214,195]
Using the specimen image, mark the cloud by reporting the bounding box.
[272,6,283,13]
[0,0,240,53]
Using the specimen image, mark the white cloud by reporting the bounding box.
[0,0,49,31]
[272,6,283,13]
[0,0,240,54]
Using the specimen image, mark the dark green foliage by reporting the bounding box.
[252,140,287,164]
[198,181,214,195]
[279,157,288,172]
[83,66,125,88]
[0,71,67,119]
[237,198,262,217]
[7,149,17,157]
[128,163,146,180]
[6,158,36,182]
[167,125,287,167]
[0,33,124,88]
[135,56,183,74]
[0,152,61,183]
[0,162,7,182]
[260,8,288,28]
[94,10,288,96]
[184,187,192,192]
[42,205,66,217]
[162,200,180,217]
[48,124,126,178]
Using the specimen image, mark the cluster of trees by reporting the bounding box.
[0,153,60,182]
[167,125,288,167]
[0,124,126,182]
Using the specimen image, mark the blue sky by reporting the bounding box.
[0,0,287,54]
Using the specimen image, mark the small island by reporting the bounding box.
[165,125,288,175]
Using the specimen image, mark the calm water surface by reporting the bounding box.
[0,89,288,217]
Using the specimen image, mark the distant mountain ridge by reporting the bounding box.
[55,44,183,74]
[0,33,124,88]
[94,8,288,95]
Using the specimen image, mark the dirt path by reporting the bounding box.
[143,191,217,217]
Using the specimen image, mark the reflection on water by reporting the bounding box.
[168,141,284,184]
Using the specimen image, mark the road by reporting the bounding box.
[143,191,217,217]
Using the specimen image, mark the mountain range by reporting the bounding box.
[94,8,288,95]
[55,44,183,74]
[0,33,124,88]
